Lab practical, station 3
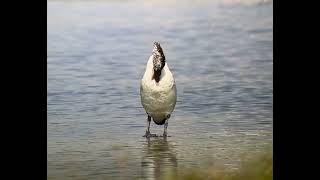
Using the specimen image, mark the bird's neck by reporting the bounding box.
[152,69,162,83]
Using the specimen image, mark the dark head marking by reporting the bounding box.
[152,42,166,83]
[153,42,165,59]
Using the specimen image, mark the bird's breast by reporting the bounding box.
[140,80,176,119]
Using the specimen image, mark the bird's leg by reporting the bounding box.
[147,115,151,135]
[163,114,171,137]
[143,115,151,137]
[163,119,169,137]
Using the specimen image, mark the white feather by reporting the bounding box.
[140,55,177,123]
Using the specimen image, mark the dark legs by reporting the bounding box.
[144,114,171,138]
[143,115,151,137]
[163,114,170,137]
[163,119,168,137]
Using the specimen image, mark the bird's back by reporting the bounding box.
[140,57,177,121]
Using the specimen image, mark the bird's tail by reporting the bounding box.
[153,118,166,125]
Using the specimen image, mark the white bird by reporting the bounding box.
[140,42,177,137]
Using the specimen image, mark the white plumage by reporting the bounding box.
[140,57,176,122]
[140,42,176,137]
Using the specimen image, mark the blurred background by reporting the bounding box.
[47,0,273,179]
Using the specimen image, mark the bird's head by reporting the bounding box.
[152,42,166,72]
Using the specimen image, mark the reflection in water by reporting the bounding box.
[141,137,178,180]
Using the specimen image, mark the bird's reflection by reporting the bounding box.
[141,137,178,180]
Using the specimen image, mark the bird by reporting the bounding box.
[140,42,177,138]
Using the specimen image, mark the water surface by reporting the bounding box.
[47,0,273,179]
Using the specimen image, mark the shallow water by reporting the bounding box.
[47,0,273,179]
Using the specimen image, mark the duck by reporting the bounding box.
[140,42,177,138]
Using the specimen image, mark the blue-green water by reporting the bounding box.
[47,0,273,179]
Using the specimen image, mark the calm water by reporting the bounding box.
[47,0,273,179]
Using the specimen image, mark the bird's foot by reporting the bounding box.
[159,135,171,138]
[143,130,151,138]
[160,132,171,138]
[163,132,167,137]
[143,131,159,138]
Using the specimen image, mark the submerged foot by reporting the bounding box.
[163,132,167,137]
[143,131,159,138]
[143,130,151,138]
[143,131,158,138]
[161,131,171,138]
